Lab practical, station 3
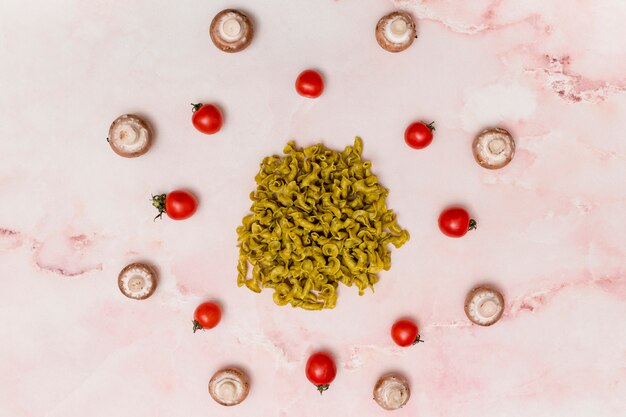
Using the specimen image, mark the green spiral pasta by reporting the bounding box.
[236,137,409,310]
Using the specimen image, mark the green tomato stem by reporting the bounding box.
[468,219,477,231]
[426,121,436,132]
[413,334,424,345]
[316,384,329,395]
[192,320,203,333]
[152,194,167,221]
[191,103,203,112]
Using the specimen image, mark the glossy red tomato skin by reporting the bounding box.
[405,121,434,149]
[391,319,419,347]
[192,103,223,134]
[305,352,337,387]
[193,302,222,330]
[295,70,324,98]
[438,207,471,238]
[165,190,198,220]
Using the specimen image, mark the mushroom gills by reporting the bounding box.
[210,9,254,53]
[112,120,148,152]
[465,287,504,326]
[376,11,416,52]
[473,128,515,169]
[118,263,156,300]
[209,368,250,406]
[374,374,410,410]
[108,114,152,158]
[385,17,411,44]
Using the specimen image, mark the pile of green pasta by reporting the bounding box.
[236,137,409,310]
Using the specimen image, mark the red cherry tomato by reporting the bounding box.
[438,207,476,238]
[295,69,324,98]
[305,352,337,394]
[191,103,223,134]
[192,301,222,332]
[405,121,435,149]
[151,190,198,221]
[391,319,423,347]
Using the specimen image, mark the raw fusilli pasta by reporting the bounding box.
[236,137,409,310]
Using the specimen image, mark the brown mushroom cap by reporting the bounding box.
[472,127,515,169]
[108,114,152,158]
[118,263,157,300]
[210,9,254,53]
[376,11,417,53]
[373,373,411,410]
[465,286,505,326]
[209,368,250,406]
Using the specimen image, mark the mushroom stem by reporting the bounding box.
[191,102,204,112]
[412,334,424,345]
[192,320,203,333]
[468,219,477,231]
[152,194,167,221]
[316,384,329,395]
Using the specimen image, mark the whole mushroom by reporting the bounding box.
[472,127,515,169]
[465,286,505,326]
[376,11,417,53]
[374,373,411,410]
[108,114,152,158]
[210,9,254,53]
[209,368,250,406]
[118,263,157,300]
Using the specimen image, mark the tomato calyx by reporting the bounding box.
[413,334,425,345]
[316,384,330,395]
[468,219,477,231]
[192,319,203,333]
[426,121,436,132]
[191,102,204,113]
[151,193,167,221]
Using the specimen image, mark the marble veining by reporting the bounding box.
[0,0,625,416]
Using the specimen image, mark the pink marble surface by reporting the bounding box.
[1,0,625,416]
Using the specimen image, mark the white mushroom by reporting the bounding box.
[472,127,515,169]
[376,11,417,53]
[108,114,152,158]
[118,263,157,300]
[465,286,505,326]
[373,373,411,411]
[208,368,250,406]
[210,9,254,53]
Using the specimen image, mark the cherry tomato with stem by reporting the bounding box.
[191,103,223,134]
[151,190,198,221]
[391,319,424,347]
[405,121,435,149]
[295,70,324,98]
[192,301,222,332]
[438,207,476,238]
[305,352,337,394]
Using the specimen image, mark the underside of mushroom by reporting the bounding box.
[472,127,515,169]
[376,11,416,53]
[210,9,254,53]
[373,373,411,410]
[118,263,157,300]
[209,368,250,406]
[465,286,505,326]
[108,114,152,158]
